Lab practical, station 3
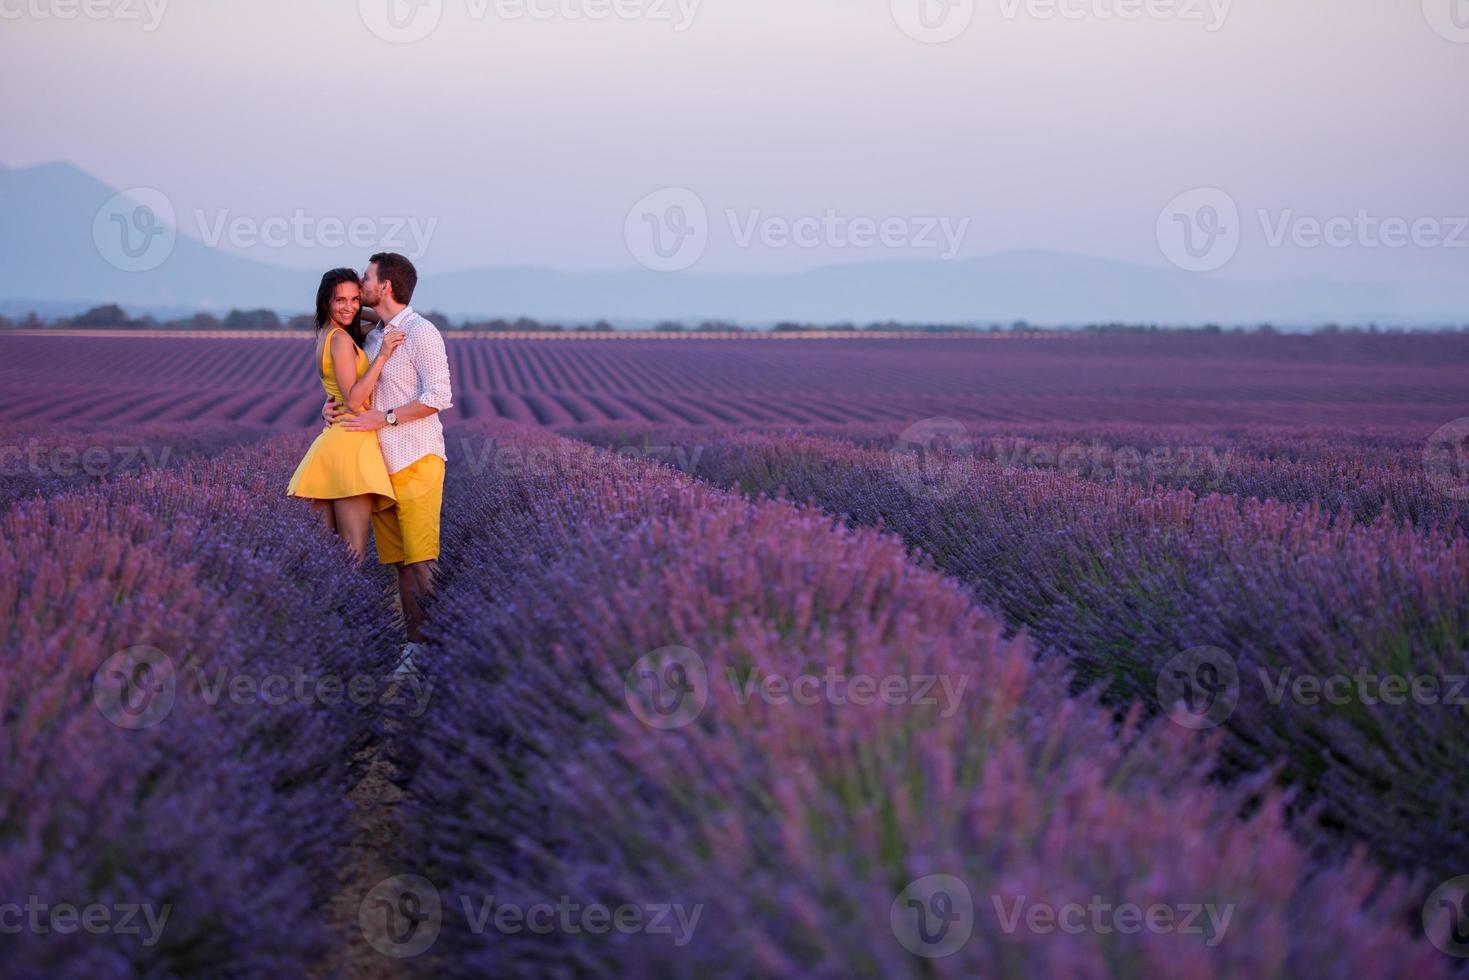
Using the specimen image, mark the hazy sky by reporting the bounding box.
[4,0,1467,281]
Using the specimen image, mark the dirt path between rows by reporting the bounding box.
[317,586,413,980]
[322,730,409,980]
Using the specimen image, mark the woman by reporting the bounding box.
[286,268,404,560]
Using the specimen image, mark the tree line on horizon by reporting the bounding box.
[1,303,1464,336]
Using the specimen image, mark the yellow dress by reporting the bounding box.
[285,327,396,511]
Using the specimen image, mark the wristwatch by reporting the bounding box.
[386,409,399,427]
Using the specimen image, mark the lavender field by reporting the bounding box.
[5,330,1469,978]
[7,330,1469,429]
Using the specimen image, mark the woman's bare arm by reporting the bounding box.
[333,329,404,412]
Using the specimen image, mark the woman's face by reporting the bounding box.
[330,281,362,327]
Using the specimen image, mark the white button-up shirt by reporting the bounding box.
[363,306,453,475]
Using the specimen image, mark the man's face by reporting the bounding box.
[361,261,388,307]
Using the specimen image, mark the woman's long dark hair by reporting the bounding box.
[315,268,365,346]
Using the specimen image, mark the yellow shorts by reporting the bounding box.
[372,454,445,566]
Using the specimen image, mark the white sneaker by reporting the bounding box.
[393,642,425,680]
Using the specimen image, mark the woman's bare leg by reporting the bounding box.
[331,495,377,562]
[310,499,337,533]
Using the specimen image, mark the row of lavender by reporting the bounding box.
[11,331,1468,431]
[393,422,1445,977]
[559,419,1469,536]
[1,434,401,977]
[0,420,282,513]
[565,422,1469,884]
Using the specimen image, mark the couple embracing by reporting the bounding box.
[285,252,452,648]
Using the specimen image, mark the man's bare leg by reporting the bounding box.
[398,558,438,643]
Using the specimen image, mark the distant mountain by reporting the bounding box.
[424,257,1469,328]
[0,161,313,313]
[3,160,1466,327]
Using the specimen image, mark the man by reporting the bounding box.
[329,252,453,654]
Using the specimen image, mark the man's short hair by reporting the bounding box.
[370,252,419,305]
